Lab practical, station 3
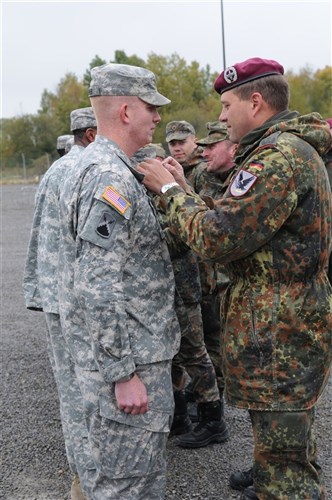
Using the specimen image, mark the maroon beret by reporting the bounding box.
[214,57,284,95]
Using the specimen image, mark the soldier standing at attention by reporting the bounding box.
[132,144,228,449]
[186,121,237,418]
[23,108,97,500]
[58,63,181,499]
[56,134,74,157]
[138,57,332,500]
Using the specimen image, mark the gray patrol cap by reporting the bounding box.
[65,136,75,153]
[88,63,170,107]
[70,107,97,132]
[57,134,73,150]
[165,121,195,143]
[196,121,229,146]
[131,144,157,165]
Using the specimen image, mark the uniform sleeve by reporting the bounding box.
[164,148,298,264]
[23,183,47,311]
[74,175,136,383]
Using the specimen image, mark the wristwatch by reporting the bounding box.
[160,182,180,194]
[116,373,135,383]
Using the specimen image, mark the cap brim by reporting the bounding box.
[196,137,225,145]
[166,132,192,143]
[139,92,171,107]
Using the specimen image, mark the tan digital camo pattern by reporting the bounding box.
[163,111,332,410]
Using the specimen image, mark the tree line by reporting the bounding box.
[1,50,331,175]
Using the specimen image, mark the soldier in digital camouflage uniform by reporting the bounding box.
[132,144,228,449]
[138,57,332,500]
[57,134,74,157]
[23,107,98,500]
[186,122,237,417]
[58,63,181,500]
[65,135,75,154]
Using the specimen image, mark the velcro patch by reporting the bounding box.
[96,212,116,239]
[102,186,130,215]
[230,170,258,197]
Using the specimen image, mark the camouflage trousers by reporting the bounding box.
[172,301,219,403]
[250,408,325,499]
[44,313,96,498]
[201,290,225,393]
[76,361,174,500]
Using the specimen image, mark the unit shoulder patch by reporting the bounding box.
[230,169,258,197]
[102,185,131,215]
[96,212,116,239]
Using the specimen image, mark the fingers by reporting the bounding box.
[119,401,148,415]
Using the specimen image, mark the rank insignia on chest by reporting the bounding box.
[96,212,116,239]
[102,185,131,214]
[230,169,258,197]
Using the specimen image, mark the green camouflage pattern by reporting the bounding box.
[163,111,332,410]
[250,408,325,499]
[196,121,229,146]
[172,302,219,402]
[181,152,235,394]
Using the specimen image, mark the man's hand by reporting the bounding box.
[115,374,148,415]
[137,158,175,193]
[161,156,187,190]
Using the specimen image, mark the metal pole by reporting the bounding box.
[21,153,26,181]
[220,0,226,70]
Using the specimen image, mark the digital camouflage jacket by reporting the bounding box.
[23,144,84,313]
[58,135,181,382]
[163,111,332,411]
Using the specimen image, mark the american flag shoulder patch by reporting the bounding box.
[102,185,131,215]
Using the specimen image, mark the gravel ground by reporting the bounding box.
[1,184,331,500]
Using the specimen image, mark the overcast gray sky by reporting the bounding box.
[1,0,331,118]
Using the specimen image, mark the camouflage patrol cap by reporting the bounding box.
[150,143,167,159]
[88,63,170,107]
[196,121,229,145]
[214,57,284,95]
[165,121,195,142]
[131,144,157,165]
[70,107,97,132]
[56,134,73,150]
[65,136,75,153]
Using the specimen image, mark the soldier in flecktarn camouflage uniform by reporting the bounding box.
[323,118,332,285]
[187,121,237,404]
[58,63,181,500]
[138,57,332,500]
[132,144,228,449]
[162,121,227,448]
[23,108,97,500]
